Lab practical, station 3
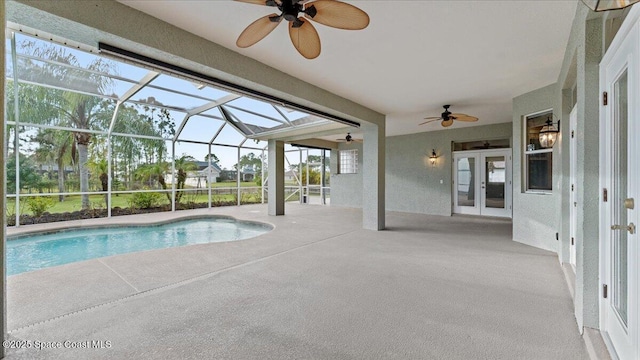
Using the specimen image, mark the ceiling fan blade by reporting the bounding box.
[289,20,321,59]
[419,118,440,126]
[450,113,478,122]
[234,0,280,6]
[441,119,454,127]
[236,14,282,48]
[304,0,369,30]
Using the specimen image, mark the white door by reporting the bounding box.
[600,9,639,360]
[569,106,577,271]
[453,150,511,218]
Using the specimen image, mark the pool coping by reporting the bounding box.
[6,209,277,239]
[6,214,275,240]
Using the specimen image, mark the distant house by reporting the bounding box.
[284,170,298,182]
[167,161,222,187]
[219,170,237,182]
[241,165,256,182]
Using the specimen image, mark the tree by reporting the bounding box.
[90,158,109,205]
[134,161,171,204]
[174,154,198,206]
[6,154,40,194]
[30,129,75,201]
[16,40,116,209]
[234,152,263,172]
[204,153,220,164]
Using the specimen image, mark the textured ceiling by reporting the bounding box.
[119,0,577,137]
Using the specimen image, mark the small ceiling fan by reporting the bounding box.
[419,105,478,128]
[235,0,369,59]
[336,133,362,144]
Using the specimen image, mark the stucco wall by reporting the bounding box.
[330,122,513,216]
[386,123,512,216]
[512,84,560,253]
[330,142,363,208]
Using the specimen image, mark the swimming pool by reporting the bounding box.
[7,217,272,275]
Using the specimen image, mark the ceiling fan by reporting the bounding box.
[336,133,362,144]
[419,105,478,128]
[235,0,370,59]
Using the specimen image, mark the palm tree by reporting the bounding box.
[31,129,75,202]
[90,158,109,205]
[17,41,115,209]
[134,161,171,203]
[173,155,198,206]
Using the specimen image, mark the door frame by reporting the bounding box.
[599,6,640,359]
[569,105,577,271]
[452,149,512,218]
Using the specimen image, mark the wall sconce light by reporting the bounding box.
[539,115,560,148]
[429,149,438,166]
[581,0,639,12]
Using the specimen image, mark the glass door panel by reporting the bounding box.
[457,157,476,208]
[484,156,506,209]
[612,70,628,326]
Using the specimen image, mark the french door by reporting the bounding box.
[453,149,511,218]
[600,8,639,360]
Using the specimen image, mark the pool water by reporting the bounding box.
[7,217,272,275]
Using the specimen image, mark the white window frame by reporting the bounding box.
[523,109,554,194]
[338,149,358,174]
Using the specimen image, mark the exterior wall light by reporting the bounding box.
[429,149,438,166]
[539,116,560,148]
[582,0,639,11]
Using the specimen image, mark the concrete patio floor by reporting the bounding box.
[5,204,586,359]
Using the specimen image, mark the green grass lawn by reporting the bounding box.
[7,186,265,216]
[5,182,319,217]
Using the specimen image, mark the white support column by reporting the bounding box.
[362,121,385,230]
[171,141,176,212]
[237,147,241,206]
[261,149,265,204]
[299,149,303,204]
[321,150,326,205]
[11,32,20,227]
[268,139,285,215]
[208,143,212,209]
[1,1,7,353]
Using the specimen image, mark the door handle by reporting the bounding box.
[611,223,635,234]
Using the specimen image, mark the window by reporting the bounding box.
[339,149,358,174]
[524,111,553,192]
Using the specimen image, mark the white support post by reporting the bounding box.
[237,147,241,206]
[106,103,121,218]
[171,141,176,212]
[299,149,303,204]
[208,143,212,209]
[321,150,326,205]
[261,148,265,204]
[2,5,8,354]
[306,149,309,204]
[11,33,20,227]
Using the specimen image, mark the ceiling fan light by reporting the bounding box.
[581,0,640,11]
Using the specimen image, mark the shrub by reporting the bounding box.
[26,197,55,217]
[130,192,162,209]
